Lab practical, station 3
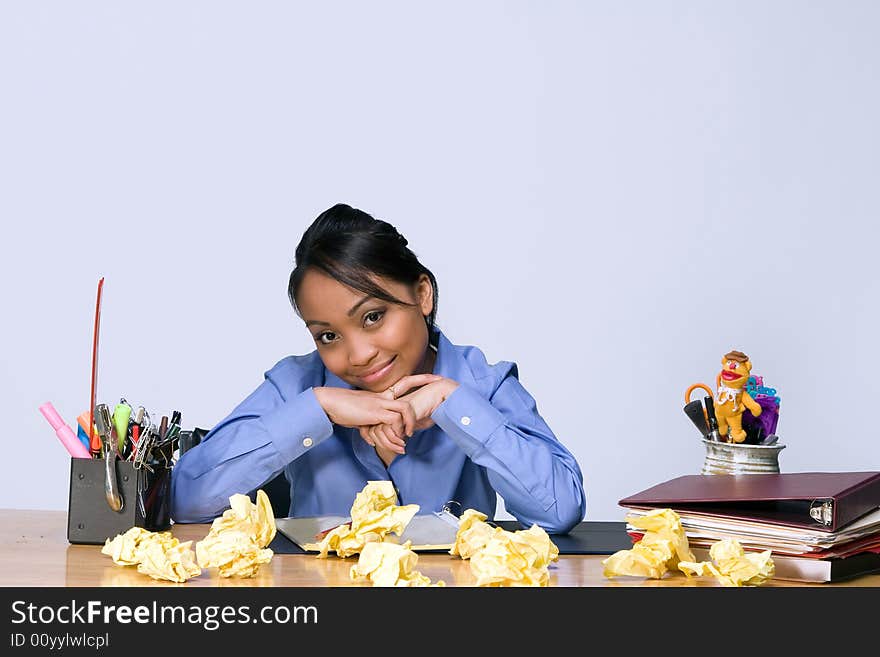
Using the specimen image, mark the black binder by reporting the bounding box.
[268,520,631,556]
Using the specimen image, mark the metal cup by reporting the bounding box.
[700,438,786,475]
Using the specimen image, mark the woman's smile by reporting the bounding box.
[357,356,397,385]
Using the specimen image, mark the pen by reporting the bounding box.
[130,424,140,460]
[38,402,91,459]
[130,406,146,462]
[73,411,92,452]
[76,411,99,453]
[76,424,92,452]
[704,396,722,442]
[133,406,146,429]
[165,410,181,445]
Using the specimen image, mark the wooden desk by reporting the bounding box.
[3,509,877,587]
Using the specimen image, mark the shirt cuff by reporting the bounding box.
[431,383,506,457]
[258,387,334,463]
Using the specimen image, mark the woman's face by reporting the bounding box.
[296,268,434,392]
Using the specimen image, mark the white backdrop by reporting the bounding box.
[2,2,878,521]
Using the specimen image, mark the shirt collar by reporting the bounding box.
[432,328,478,389]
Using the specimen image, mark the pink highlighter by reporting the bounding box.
[39,402,92,459]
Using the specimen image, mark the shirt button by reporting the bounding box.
[460,416,471,426]
[302,437,313,448]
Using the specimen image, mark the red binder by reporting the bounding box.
[618,472,880,533]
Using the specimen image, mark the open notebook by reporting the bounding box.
[275,510,462,553]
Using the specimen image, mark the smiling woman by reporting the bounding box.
[170,204,586,534]
[296,272,435,392]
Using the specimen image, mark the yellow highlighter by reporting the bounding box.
[113,401,132,453]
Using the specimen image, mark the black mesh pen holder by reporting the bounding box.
[67,457,172,545]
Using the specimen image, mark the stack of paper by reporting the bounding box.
[618,472,880,583]
[624,506,880,557]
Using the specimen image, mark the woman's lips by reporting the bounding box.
[359,357,396,384]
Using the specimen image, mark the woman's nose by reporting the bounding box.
[347,335,379,367]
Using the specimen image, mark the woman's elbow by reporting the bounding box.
[170,477,220,524]
[545,508,583,535]
[542,492,586,534]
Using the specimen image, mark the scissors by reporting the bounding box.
[94,403,124,512]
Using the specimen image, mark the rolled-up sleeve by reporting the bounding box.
[171,381,333,523]
[431,371,586,534]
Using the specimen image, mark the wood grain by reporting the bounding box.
[2,509,875,587]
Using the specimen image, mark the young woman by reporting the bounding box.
[171,204,586,533]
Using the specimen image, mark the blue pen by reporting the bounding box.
[76,424,92,452]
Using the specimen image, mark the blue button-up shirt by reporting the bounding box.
[171,329,586,533]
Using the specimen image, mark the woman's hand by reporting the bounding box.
[403,377,460,429]
[355,374,444,455]
[365,377,460,447]
[314,374,442,455]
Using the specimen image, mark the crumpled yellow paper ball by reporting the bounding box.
[602,532,675,579]
[350,480,398,519]
[449,509,495,559]
[469,524,560,587]
[196,529,273,578]
[195,489,277,578]
[207,488,277,547]
[679,538,775,587]
[349,540,445,587]
[603,508,695,579]
[315,481,420,558]
[101,527,201,583]
[137,540,202,583]
[102,527,163,566]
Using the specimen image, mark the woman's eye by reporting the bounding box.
[317,332,337,345]
[364,310,384,326]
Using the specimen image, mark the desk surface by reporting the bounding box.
[3,509,877,587]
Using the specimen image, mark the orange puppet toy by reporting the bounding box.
[714,350,762,443]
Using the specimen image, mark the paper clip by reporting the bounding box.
[133,425,156,473]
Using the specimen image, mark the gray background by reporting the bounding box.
[2,2,878,521]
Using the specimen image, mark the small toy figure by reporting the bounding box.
[714,350,762,443]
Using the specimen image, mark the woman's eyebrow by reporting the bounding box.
[346,295,374,317]
[304,296,375,327]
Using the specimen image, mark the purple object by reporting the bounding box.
[742,396,779,443]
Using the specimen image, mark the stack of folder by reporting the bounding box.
[618,471,880,583]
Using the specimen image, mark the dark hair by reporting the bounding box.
[288,203,439,331]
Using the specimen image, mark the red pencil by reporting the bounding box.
[88,277,104,457]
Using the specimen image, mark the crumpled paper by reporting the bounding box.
[195,489,276,578]
[449,509,495,559]
[205,488,277,547]
[468,523,560,587]
[315,481,419,558]
[101,527,201,583]
[136,539,202,583]
[349,540,445,587]
[102,527,161,566]
[679,538,775,587]
[603,508,695,579]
